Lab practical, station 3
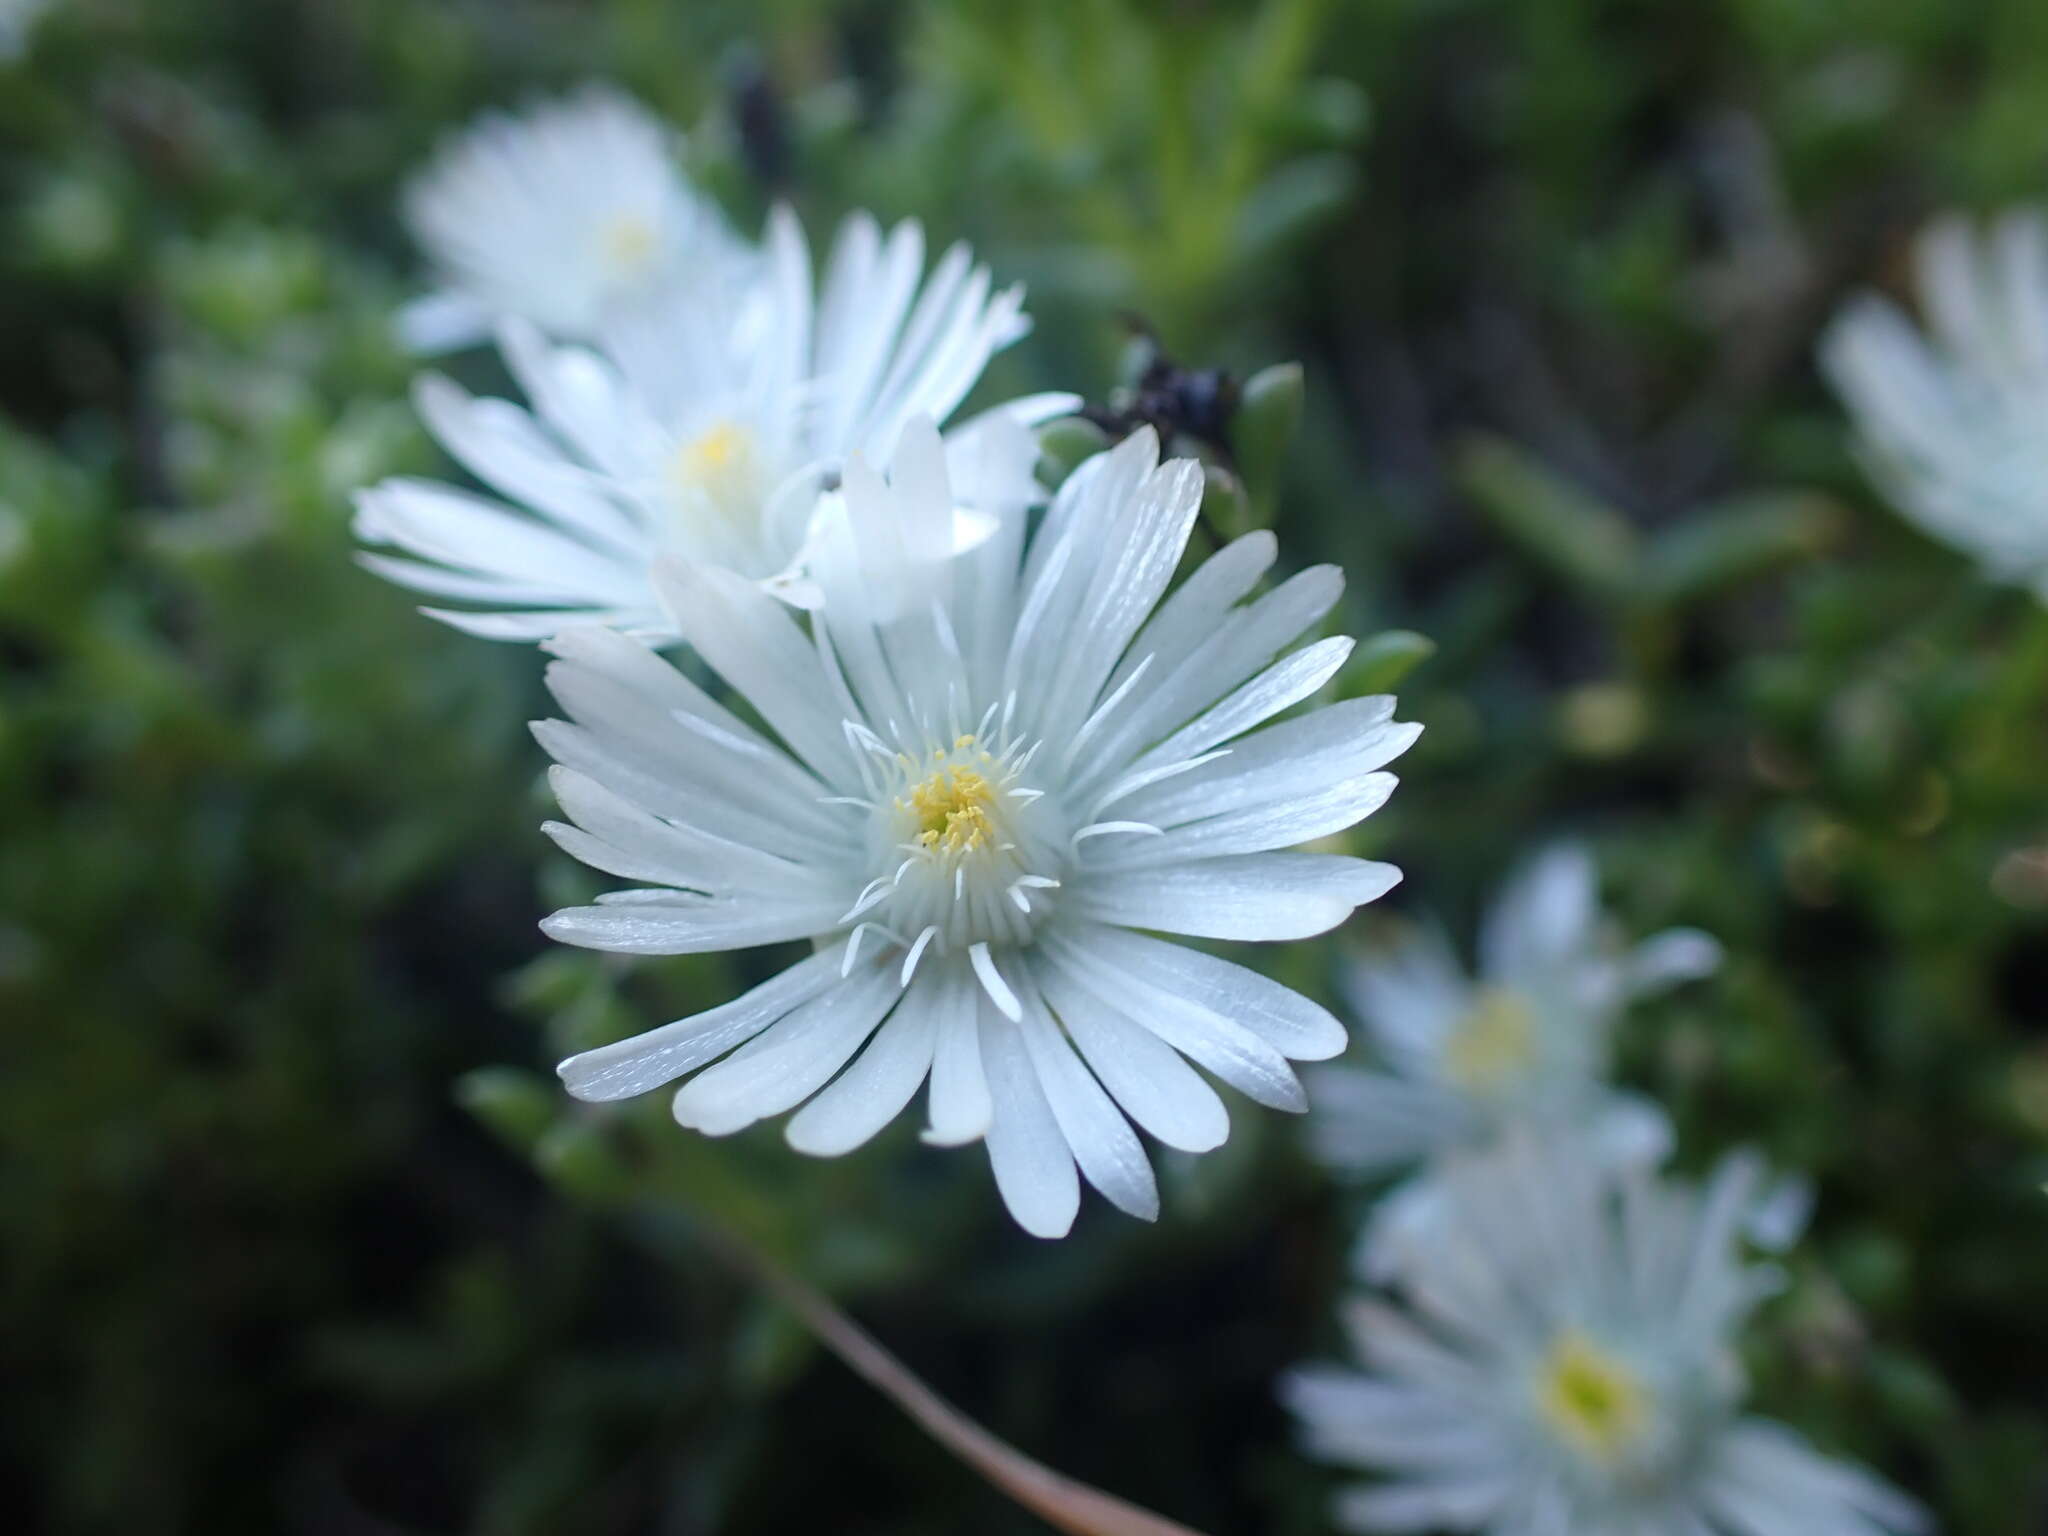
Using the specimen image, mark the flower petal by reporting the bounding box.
[785,970,944,1156]
[557,946,846,1101]
[979,1002,1079,1239]
[1010,970,1158,1220]
[1074,853,1401,942]
[1030,950,1229,1152]
[671,962,902,1135]
[1072,925,1350,1060]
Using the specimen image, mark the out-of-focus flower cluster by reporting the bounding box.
[1308,844,1725,1274]
[353,88,1417,1238]
[9,4,2042,1529]
[1287,849,1922,1534]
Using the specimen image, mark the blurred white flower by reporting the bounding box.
[1282,1136,1926,1536]
[396,86,750,353]
[357,205,1066,640]
[540,424,1417,1236]
[1822,210,2048,599]
[0,0,49,61]
[1308,844,1721,1273]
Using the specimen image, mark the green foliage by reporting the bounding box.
[4,1,2048,1533]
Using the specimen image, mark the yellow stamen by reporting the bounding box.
[600,214,658,274]
[667,420,761,520]
[1535,1331,1648,1463]
[902,762,997,854]
[1444,986,1536,1092]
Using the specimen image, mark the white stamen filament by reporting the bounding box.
[969,942,1022,1020]
[842,715,1068,979]
[901,925,939,986]
[1072,820,1163,846]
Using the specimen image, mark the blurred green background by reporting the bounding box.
[4,0,2048,1531]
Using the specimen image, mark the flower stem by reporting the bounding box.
[704,1224,1212,1536]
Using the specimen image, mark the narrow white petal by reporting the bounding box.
[923,965,993,1145]
[1303,1066,1469,1174]
[546,765,824,895]
[1034,456,1203,743]
[422,606,645,641]
[396,288,492,354]
[1104,529,1276,698]
[539,626,851,853]
[654,560,860,787]
[1044,928,1307,1110]
[354,478,641,599]
[979,1004,1079,1238]
[1708,1420,1927,1534]
[671,963,901,1135]
[1117,696,1421,827]
[412,372,644,554]
[1013,980,1160,1219]
[1074,854,1401,942]
[355,551,591,608]
[540,891,848,954]
[1074,925,1350,1060]
[1075,564,1343,784]
[556,946,847,1100]
[1624,927,1724,997]
[1331,1475,1517,1532]
[1083,772,1399,870]
[1129,634,1356,776]
[1479,842,1598,981]
[1031,952,1229,1152]
[785,972,944,1155]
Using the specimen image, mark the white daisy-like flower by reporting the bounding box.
[357,203,1067,640]
[1821,209,2048,599]
[1282,1135,1927,1536]
[396,86,751,354]
[1308,844,1722,1274]
[0,0,50,61]
[539,422,1418,1237]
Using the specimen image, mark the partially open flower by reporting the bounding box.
[359,200,1067,640]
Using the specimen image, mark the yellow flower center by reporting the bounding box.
[901,738,999,855]
[600,214,659,276]
[1444,986,1536,1091]
[674,418,752,483]
[663,419,770,551]
[1535,1332,1649,1464]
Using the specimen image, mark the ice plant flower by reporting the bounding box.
[1281,1136,1926,1536]
[539,422,1418,1236]
[1822,209,2048,600]
[0,0,50,60]
[357,203,1066,640]
[395,86,751,353]
[1307,844,1722,1273]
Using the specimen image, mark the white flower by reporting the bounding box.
[539,423,1418,1236]
[0,0,50,61]
[357,203,1067,641]
[1821,209,2048,599]
[396,87,751,353]
[1282,1136,1927,1536]
[1307,844,1721,1274]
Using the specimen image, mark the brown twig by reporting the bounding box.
[704,1226,1213,1536]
